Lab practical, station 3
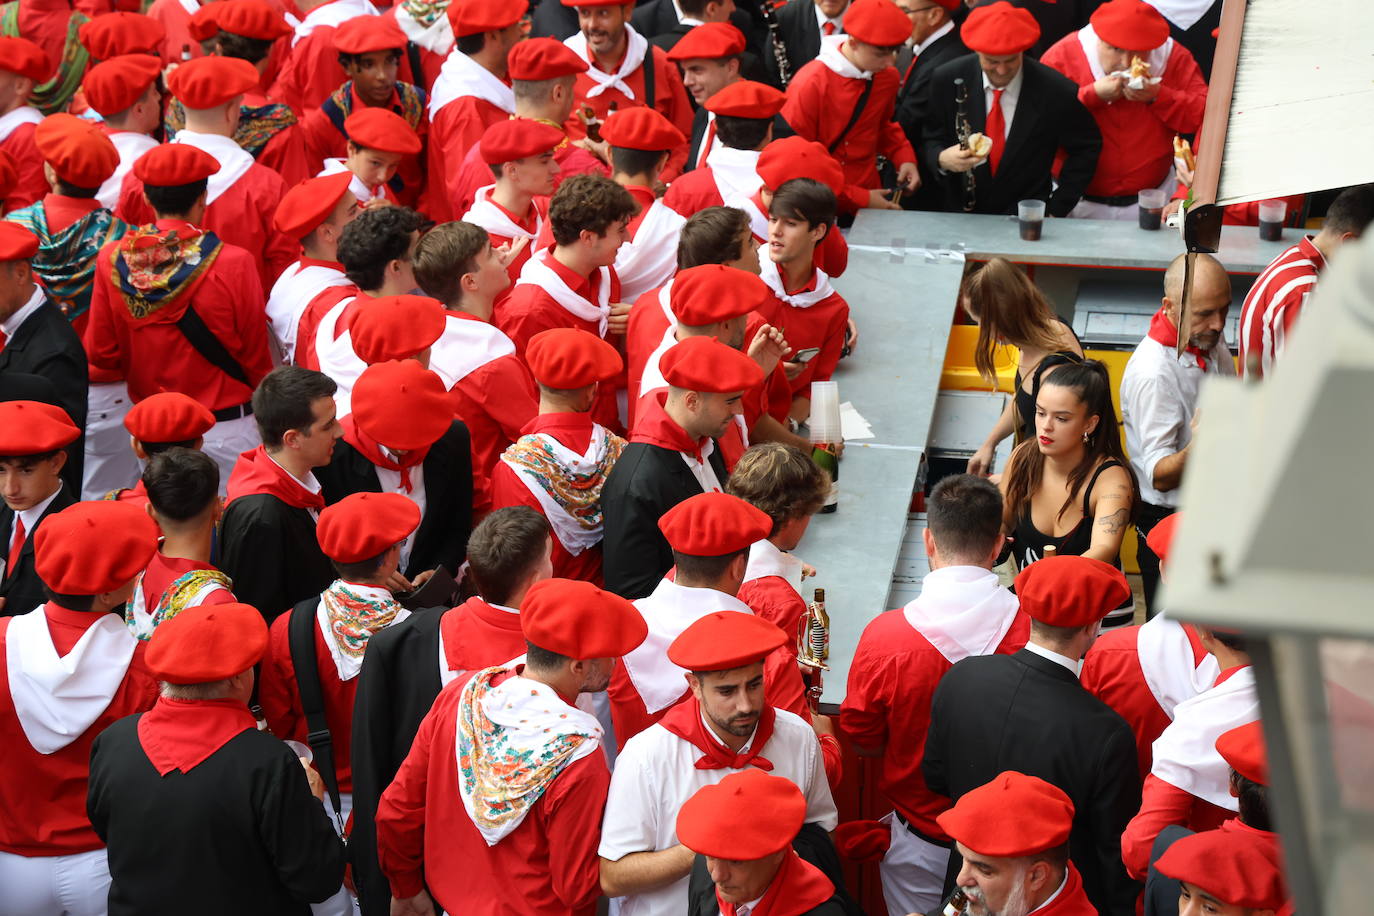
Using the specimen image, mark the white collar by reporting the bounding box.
[1029,870,1070,914]
[814,2,845,34]
[0,284,45,339]
[16,484,64,539]
[818,33,870,79]
[1025,640,1082,677]
[914,19,955,56]
[982,65,1024,99]
[699,705,756,754]
[266,451,321,494]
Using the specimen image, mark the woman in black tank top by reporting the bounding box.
[1000,360,1139,628]
[959,259,1085,476]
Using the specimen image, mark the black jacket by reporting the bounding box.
[349,607,447,916]
[220,493,335,622]
[765,0,824,87]
[684,106,793,173]
[998,0,1102,58]
[89,713,347,915]
[530,0,577,39]
[687,823,862,916]
[0,295,88,489]
[916,53,1102,217]
[314,423,474,580]
[923,648,1141,916]
[895,25,970,211]
[601,440,727,599]
[0,482,76,617]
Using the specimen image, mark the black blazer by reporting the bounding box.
[917,53,1102,217]
[996,0,1103,58]
[601,441,728,599]
[0,295,89,489]
[313,422,474,580]
[765,0,825,87]
[0,482,76,617]
[895,26,970,210]
[220,494,335,623]
[530,0,578,39]
[349,606,447,916]
[923,648,1141,916]
[683,106,793,172]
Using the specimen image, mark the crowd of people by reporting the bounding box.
[0,0,1365,912]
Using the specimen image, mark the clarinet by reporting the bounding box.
[953,77,977,212]
[760,0,792,88]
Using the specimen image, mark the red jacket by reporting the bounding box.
[425,95,510,221]
[0,120,46,213]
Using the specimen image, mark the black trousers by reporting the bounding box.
[1135,501,1176,619]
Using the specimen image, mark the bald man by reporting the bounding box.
[1120,253,1235,616]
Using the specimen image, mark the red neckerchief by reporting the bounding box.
[340,414,430,492]
[658,693,777,772]
[1147,306,1208,370]
[295,284,359,371]
[297,256,344,272]
[520,410,596,453]
[719,850,834,916]
[137,696,258,776]
[630,390,708,461]
[224,445,325,510]
[625,184,657,236]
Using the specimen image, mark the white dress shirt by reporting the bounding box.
[814,2,844,36]
[982,65,1024,139]
[373,448,427,572]
[0,285,45,342]
[1024,640,1082,677]
[913,19,955,57]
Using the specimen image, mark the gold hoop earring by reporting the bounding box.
[1082,431,1090,444]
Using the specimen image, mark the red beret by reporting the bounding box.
[521,578,648,658]
[670,264,771,326]
[936,771,1074,857]
[350,360,453,452]
[601,106,686,152]
[123,392,217,443]
[146,602,269,683]
[666,22,746,61]
[962,0,1040,55]
[133,143,220,187]
[832,820,892,863]
[333,13,406,53]
[1216,720,1267,786]
[0,151,15,202]
[842,0,913,47]
[668,610,787,671]
[187,3,220,41]
[317,491,421,563]
[167,56,259,110]
[757,136,845,196]
[1145,512,1178,570]
[508,36,588,80]
[1091,0,1170,52]
[480,117,565,165]
[658,491,771,557]
[82,54,162,117]
[205,0,293,39]
[1013,555,1131,627]
[273,171,356,238]
[349,294,447,365]
[35,501,160,596]
[34,114,119,189]
[78,12,165,58]
[1155,828,1286,910]
[526,327,623,388]
[676,769,807,859]
[659,335,764,394]
[704,79,785,119]
[0,37,49,82]
[448,0,528,37]
[345,107,422,155]
[0,221,40,263]
[0,400,79,454]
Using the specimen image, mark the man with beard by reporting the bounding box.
[1119,253,1234,616]
[936,771,1097,916]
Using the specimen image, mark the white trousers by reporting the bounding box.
[878,812,951,916]
[0,847,110,916]
[311,792,357,916]
[81,383,139,500]
[1066,168,1176,221]
[201,414,260,496]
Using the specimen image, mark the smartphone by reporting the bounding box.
[792,347,822,364]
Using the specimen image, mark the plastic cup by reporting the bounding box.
[1258,199,1286,241]
[1017,200,1045,241]
[808,381,842,445]
[1138,188,1167,230]
[284,740,313,763]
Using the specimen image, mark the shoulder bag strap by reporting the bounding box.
[828,77,875,153]
[289,596,344,821]
[176,302,250,386]
[642,45,657,111]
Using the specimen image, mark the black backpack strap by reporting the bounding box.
[176,303,249,387]
[642,45,656,113]
[828,77,875,153]
[289,596,343,821]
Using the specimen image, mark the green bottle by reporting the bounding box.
[812,444,839,514]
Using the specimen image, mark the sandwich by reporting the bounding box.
[966,132,993,158]
[1173,135,1195,172]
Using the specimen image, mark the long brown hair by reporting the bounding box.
[1003,360,1138,524]
[962,258,1063,385]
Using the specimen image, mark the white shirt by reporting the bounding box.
[1,285,45,341]
[1120,333,1234,508]
[266,259,351,365]
[10,485,64,560]
[913,19,955,57]
[373,446,427,571]
[982,66,1024,139]
[266,451,322,520]
[599,709,839,916]
[814,2,845,36]
[1024,640,1082,677]
[681,440,723,493]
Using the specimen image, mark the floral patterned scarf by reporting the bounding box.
[111,225,222,323]
[5,202,125,322]
[456,666,603,846]
[320,580,405,681]
[165,99,299,158]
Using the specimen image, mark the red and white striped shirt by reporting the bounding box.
[1238,236,1326,379]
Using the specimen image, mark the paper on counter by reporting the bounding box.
[840,401,874,440]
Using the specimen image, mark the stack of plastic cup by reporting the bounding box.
[809,381,842,445]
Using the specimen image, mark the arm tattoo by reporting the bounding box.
[1097,508,1128,536]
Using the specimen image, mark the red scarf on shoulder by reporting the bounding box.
[224,445,325,510]
[340,415,430,492]
[718,850,835,916]
[658,694,777,771]
[137,696,258,775]
[631,390,708,461]
[1147,307,1208,370]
